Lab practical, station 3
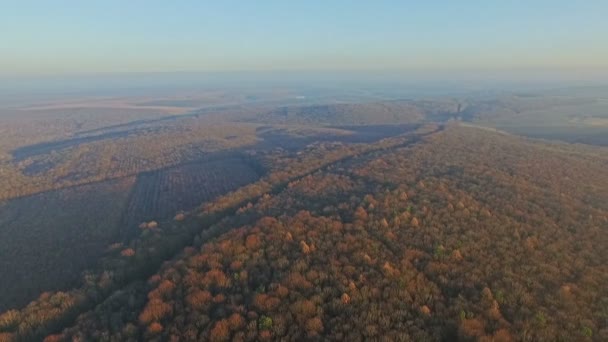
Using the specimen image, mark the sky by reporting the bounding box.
[1,1,608,76]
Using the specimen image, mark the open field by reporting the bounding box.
[472,98,608,146]
[121,157,263,238]
[0,154,264,311]
[0,177,135,311]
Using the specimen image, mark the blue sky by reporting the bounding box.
[1,1,607,76]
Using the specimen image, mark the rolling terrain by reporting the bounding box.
[0,92,607,341]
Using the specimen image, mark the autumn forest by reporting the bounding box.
[1,90,608,342]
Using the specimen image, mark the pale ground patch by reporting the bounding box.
[568,117,608,127]
[17,97,194,114]
[580,117,608,127]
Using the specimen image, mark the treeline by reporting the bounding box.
[250,101,429,126]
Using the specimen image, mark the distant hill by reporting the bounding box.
[250,101,428,125]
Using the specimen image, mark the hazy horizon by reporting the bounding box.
[3,1,608,77]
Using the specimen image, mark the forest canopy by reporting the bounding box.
[1,125,604,341]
